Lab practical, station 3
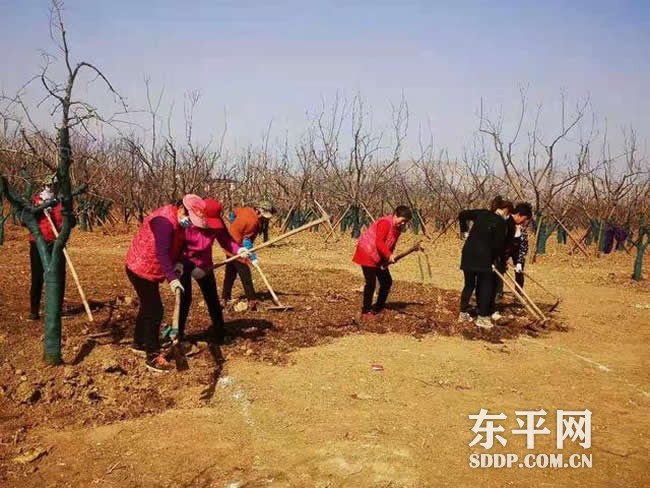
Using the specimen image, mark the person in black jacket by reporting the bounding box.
[504,202,533,287]
[458,196,511,329]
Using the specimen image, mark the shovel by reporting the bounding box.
[170,288,189,371]
[523,272,561,312]
[250,260,293,311]
[492,265,546,324]
[393,241,424,263]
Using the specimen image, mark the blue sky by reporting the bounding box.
[1,0,649,158]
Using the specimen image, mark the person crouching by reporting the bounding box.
[352,205,412,320]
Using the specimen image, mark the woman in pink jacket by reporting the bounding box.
[177,198,246,350]
[125,194,208,372]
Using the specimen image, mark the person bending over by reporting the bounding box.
[458,196,510,329]
[353,205,412,320]
[125,194,207,372]
[178,198,248,350]
[222,202,273,308]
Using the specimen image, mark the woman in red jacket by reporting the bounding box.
[352,205,412,319]
[125,194,209,372]
[28,184,65,320]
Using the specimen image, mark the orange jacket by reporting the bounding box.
[228,207,260,244]
[225,207,260,257]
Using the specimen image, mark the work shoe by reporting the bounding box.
[458,312,472,322]
[372,306,386,316]
[475,316,494,330]
[129,343,147,358]
[491,312,503,321]
[361,311,377,321]
[145,353,174,372]
[30,312,40,321]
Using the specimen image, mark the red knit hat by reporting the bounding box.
[204,198,225,230]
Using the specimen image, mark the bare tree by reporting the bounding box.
[0,0,126,364]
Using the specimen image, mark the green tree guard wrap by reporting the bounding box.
[79,211,88,231]
[290,210,301,230]
[341,210,351,232]
[557,227,567,244]
[43,263,64,364]
[0,214,7,245]
[626,226,635,247]
[0,197,7,245]
[632,230,648,281]
[411,209,421,235]
[535,216,553,255]
[585,220,599,246]
[597,221,608,253]
[350,206,361,238]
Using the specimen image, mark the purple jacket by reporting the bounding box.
[182,226,240,271]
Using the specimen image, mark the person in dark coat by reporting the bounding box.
[505,202,533,288]
[458,196,511,329]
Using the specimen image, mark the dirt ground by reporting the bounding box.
[0,223,648,487]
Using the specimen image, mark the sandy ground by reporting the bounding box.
[0,224,648,487]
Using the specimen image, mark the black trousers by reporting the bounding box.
[126,267,163,354]
[222,261,257,301]
[514,264,525,288]
[179,270,225,342]
[460,270,494,317]
[361,266,393,313]
[30,242,66,316]
[260,219,270,242]
[495,260,525,295]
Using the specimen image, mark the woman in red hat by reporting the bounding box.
[177,198,249,351]
[125,194,213,372]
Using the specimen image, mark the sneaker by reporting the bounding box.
[145,353,174,372]
[129,343,147,358]
[491,312,503,321]
[458,312,472,322]
[475,316,494,330]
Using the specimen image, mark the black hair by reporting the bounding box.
[489,196,512,212]
[394,205,413,221]
[513,202,533,218]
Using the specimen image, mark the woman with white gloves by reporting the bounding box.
[176,198,248,351]
[125,195,249,372]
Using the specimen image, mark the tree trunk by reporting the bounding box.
[350,205,361,238]
[632,230,648,281]
[535,219,553,256]
[0,214,7,245]
[41,252,65,365]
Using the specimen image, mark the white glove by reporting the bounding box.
[174,262,184,277]
[462,232,469,240]
[39,188,54,202]
[236,247,250,259]
[515,263,523,274]
[250,257,260,267]
[191,267,207,280]
[169,279,185,294]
